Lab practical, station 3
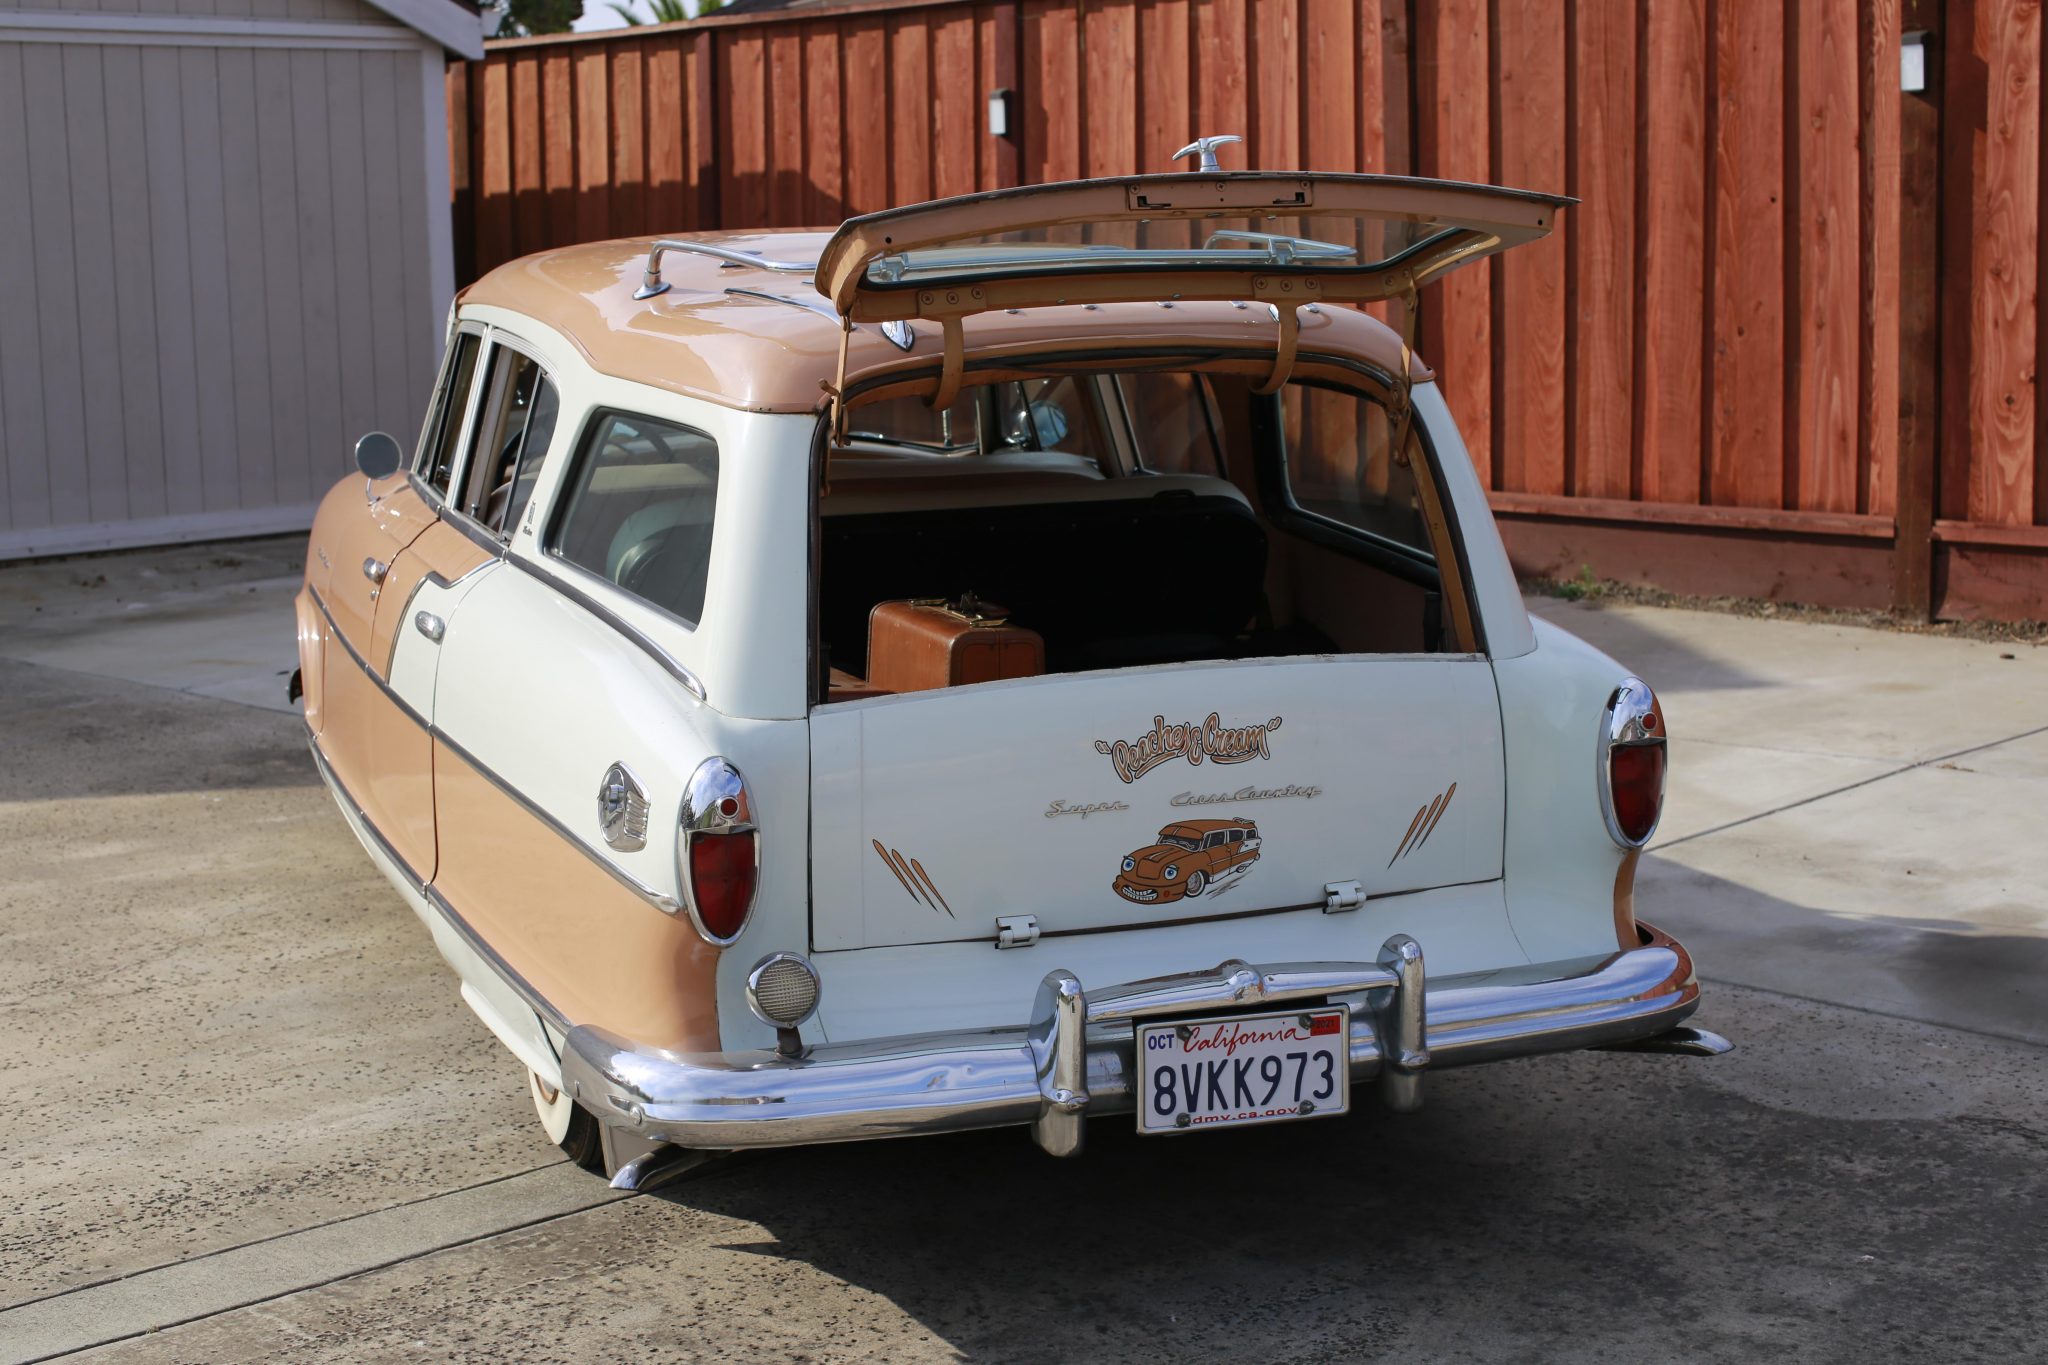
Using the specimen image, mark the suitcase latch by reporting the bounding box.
[1323,880,1366,914]
[995,914,1040,949]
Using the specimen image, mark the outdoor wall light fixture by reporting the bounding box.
[1901,31,1929,94]
[988,88,1013,140]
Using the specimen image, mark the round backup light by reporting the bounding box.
[746,952,822,1030]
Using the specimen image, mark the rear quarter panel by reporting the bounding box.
[1492,616,1639,962]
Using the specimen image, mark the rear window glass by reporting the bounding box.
[549,412,719,626]
[1277,383,1431,560]
[839,377,1117,474]
[1119,372,1223,476]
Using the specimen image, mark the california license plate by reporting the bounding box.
[1137,1006,1350,1134]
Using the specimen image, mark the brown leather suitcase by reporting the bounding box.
[867,596,1045,694]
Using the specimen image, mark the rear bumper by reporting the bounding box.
[559,924,1709,1157]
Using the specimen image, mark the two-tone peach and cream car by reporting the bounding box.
[297,157,1729,1186]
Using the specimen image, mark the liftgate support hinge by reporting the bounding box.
[1324,880,1366,914]
[995,914,1041,949]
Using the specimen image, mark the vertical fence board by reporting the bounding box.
[1951,0,2040,525]
[842,21,889,212]
[1861,0,1902,518]
[1789,0,1861,514]
[888,16,933,204]
[1023,0,1081,182]
[1304,0,1355,174]
[1415,0,1492,481]
[766,25,805,225]
[803,25,844,222]
[509,55,542,257]
[1707,0,1785,508]
[718,29,767,228]
[1247,0,1299,174]
[1138,0,1191,176]
[978,3,1021,190]
[1636,0,1705,505]
[541,50,576,250]
[610,45,647,237]
[1376,0,1408,177]
[933,10,980,197]
[1569,0,1635,501]
[1083,0,1137,179]
[476,57,512,275]
[573,46,611,245]
[1193,0,1248,172]
[645,37,685,232]
[1494,0,1567,496]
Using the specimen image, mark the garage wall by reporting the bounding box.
[0,1,455,559]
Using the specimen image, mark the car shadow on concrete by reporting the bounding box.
[1525,596,1774,694]
[0,657,317,802]
[1643,853,2048,1047]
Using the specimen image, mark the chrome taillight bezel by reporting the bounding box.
[678,756,760,946]
[1597,677,1666,849]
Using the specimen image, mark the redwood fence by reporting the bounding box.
[450,0,2047,622]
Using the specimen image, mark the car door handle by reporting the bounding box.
[362,557,389,585]
[414,612,445,644]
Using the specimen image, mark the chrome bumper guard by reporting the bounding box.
[560,924,1708,1160]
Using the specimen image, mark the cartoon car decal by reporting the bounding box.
[1113,818,1262,905]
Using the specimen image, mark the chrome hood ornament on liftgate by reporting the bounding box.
[1172,134,1241,173]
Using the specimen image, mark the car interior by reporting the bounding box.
[814,363,1463,705]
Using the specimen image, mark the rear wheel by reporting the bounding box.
[530,1069,605,1172]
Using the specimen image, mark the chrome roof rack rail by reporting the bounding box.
[635,239,818,300]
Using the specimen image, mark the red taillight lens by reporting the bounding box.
[688,830,758,941]
[1609,743,1666,845]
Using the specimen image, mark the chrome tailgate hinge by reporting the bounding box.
[995,914,1040,949]
[1323,880,1366,914]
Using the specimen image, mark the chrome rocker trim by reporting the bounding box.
[560,924,1711,1159]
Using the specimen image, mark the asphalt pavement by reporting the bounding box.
[0,540,2041,1363]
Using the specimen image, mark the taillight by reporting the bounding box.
[679,757,759,945]
[1599,679,1666,848]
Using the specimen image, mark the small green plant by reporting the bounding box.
[1555,564,1605,602]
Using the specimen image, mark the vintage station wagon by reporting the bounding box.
[296,160,1728,1188]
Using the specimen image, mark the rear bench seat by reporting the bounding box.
[818,472,1268,677]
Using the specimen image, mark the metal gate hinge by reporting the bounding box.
[995,914,1040,949]
[1324,880,1366,914]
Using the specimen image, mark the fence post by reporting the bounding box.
[1893,0,1942,620]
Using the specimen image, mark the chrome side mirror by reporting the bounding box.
[354,432,403,480]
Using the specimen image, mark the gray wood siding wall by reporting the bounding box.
[0,3,449,557]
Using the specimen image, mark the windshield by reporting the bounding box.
[1156,833,1201,852]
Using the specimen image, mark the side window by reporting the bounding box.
[458,345,559,537]
[1229,829,1244,844]
[549,411,719,626]
[1276,382,1432,560]
[418,332,483,498]
[1120,372,1224,477]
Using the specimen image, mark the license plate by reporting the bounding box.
[1137,1006,1349,1134]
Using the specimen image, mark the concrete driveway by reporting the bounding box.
[1,542,2042,1363]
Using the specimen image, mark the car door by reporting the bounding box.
[312,326,486,880]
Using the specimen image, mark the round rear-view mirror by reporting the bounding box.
[354,432,404,481]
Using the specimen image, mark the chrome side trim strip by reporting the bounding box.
[306,728,569,1034]
[308,583,684,919]
[504,553,708,702]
